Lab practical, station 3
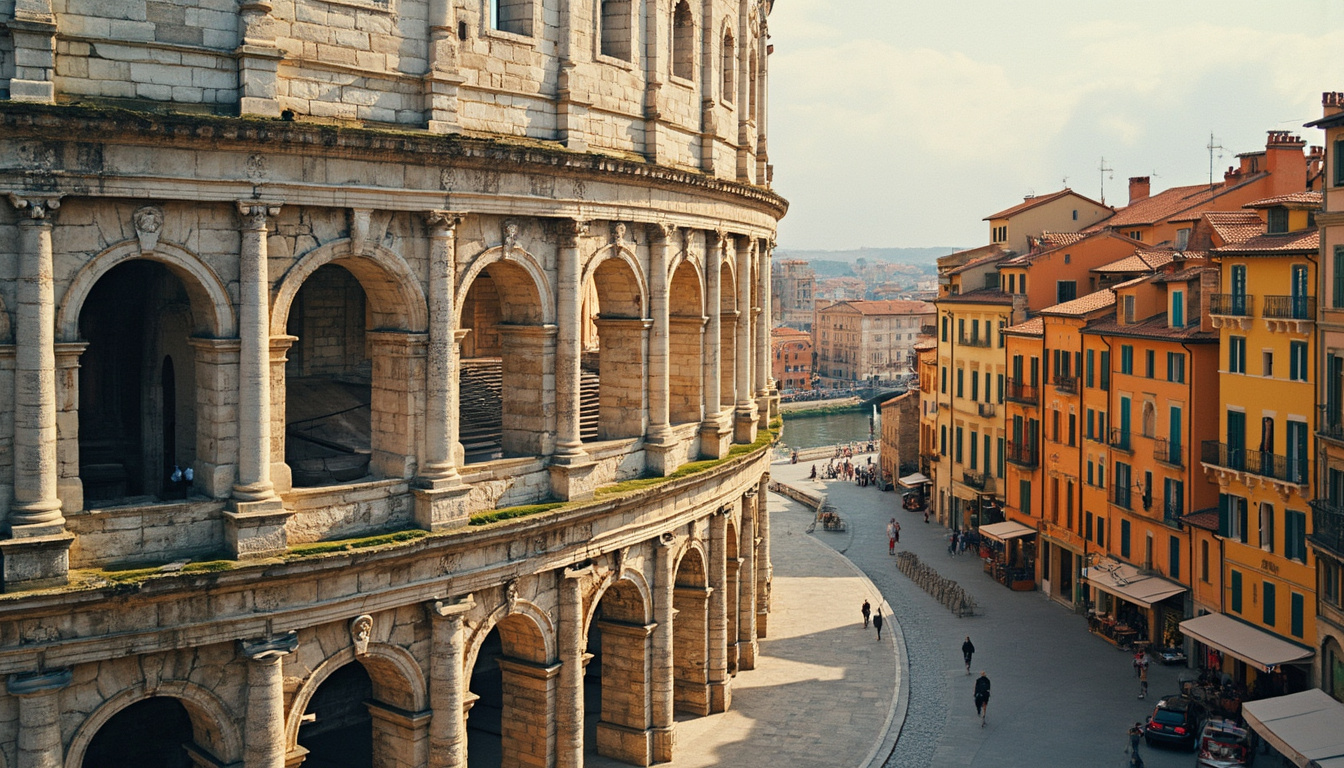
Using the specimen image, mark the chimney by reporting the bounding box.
[1324,92,1344,118]
[1264,130,1308,195]
[1128,176,1150,205]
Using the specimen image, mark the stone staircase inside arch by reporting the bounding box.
[459,358,600,464]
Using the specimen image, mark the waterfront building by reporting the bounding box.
[772,259,816,331]
[772,326,814,392]
[880,392,919,488]
[1193,192,1320,695]
[813,300,934,388]
[0,0,782,764]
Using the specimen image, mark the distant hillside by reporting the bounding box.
[774,246,962,265]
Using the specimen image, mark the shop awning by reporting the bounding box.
[898,473,931,487]
[1081,559,1186,608]
[978,521,1036,541]
[1179,613,1313,672]
[1242,689,1344,768]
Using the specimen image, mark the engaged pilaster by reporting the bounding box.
[8,668,70,768]
[241,632,298,768]
[236,0,283,117]
[424,0,466,134]
[699,231,731,459]
[737,491,759,669]
[756,472,773,637]
[650,535,676,761]
[733,237,758,444]
[755,238,773,426]
[7,0,57,103]
[645,223,676,475]
[556,565,592,768]
[551,219,598,499]
[707,507,732,713]
[427,595,475,767]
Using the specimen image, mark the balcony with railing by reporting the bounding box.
[1005,440,1038,468]
[1310,497,1344,559]
[1053,375,1078,395]
[1201,440,1310,490]
[1109,428,1132,452]
[1112,485,1132,510]
[977,402,997,418]
[1320,404,1344,444]
[960,335,992,348]
[1263,295,1315,333]
[1154,438,1183,467]
[1163,503,1183,527]
[962,471,995,493]
[1005,379,1038,405]
[1209,293,1254,330]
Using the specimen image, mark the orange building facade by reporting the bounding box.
[772,326,814,392]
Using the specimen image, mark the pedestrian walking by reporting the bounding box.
[1138,662,1148,699]
[887,518,898,555]
[973,671,991,726]
[861,599,871,629]
[1132,650,1146,677]
[923,508,930,523]
[1127,722,1143,754]
[873,608,884,640]
[961,636,975,674]
[893,519,901,543]
[949,529,959,556]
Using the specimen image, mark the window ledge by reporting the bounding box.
[668,74,695,90]
[596,52,636,71]
[483,27,537,47]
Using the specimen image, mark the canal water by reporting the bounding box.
[779,408,879,450]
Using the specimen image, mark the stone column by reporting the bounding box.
[188,338,242,499]
[646,223,676,475]
[8,668,70,768]
[756,472,772,637]
[556,565,592,768]
[651,535,676,762]
[427,595,474,768]
[241,632,298,768]
[553,219,589,465]
[699,232,730,459]
[227,203,288,559]
[737,493,758,669]
[755,238,772,424]
[707,507,732,713]
[733,238,758,444]
[424,0,466,134]
[7,0,57,103]
[3,195,72,588]
[52,342,86,514]
[267,335,296,495]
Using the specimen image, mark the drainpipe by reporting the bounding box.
[1182,338,1198,659]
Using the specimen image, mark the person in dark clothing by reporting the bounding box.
[961,636,975,674]
[974,672,991,726]
[861,599,871,628]
[873,608,884,640]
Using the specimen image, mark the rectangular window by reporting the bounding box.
[997,437,1005,478]
[1068,413,1077,446]
[1086,349,1095,388]
[1169,536,1180,580]
[997,374,1004,403]
[1291,592,1304,638]
[955,427,963,463]
[941,316,949,342]
[1145,349,1155,378]
[1220,493,1248,543]
[1268,208,1289,234]
[1260,503,1275,552]
[1120,345,1133,374]
[1120,519,1131,558]
[1097,516,1105,547]
[941,366,948,394]
[1336,138,1344,187]
[958,318,965,341]
[1123,294,1136,323]
[1086,409,1095,440]
[957,368,964,397]
[1020,479,1032,516]
[1167,352,1185,383]
[1171,290,1185,327]
[1263,350,1274,378]
[1100,351,1110,390]
[940,425,947,456]
[1231,570,1243,613]
[1085,511,1094,540]
[1057,280,1077,303]
[971,370,979,401]
[1334,246,1344,309]
[1263,581,1276,626]
[1286,509,1308,562]
[970,430,979,470]
[1201,540,1209,583]
[1290,341,1308,381]
[1230,336,1246,374]
[1087,460,1095,486]
[1115,461,1131,508]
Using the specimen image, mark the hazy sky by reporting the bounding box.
[768,0,1344,250]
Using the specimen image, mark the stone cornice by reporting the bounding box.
[0,103,789,219]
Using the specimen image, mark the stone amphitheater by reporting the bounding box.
[0,0,784,765]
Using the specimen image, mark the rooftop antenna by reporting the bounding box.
[1207,132,1225,188]
[1062,176,1069,188]
[1098,157,1114,204]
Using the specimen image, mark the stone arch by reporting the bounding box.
[673,542,711,715]
[55,239,235,342]
[284,642,429,750]
[455,245,555,327]
[270,239,429,335]
[584,568,654,635]
[669,258,705,425]
[465,599,557,669]
[464,605,556,768]
[584,568,656,764]
[719,256,738,409]
[64,680,244,768]
[581,243,649,319]
[583,244,650,440]
[726,519,742,673]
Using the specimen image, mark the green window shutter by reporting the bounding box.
[1263,582,1276,626]
[1231,570,1242,613]
[1219,494,1231,538]
[1334,246,1344,309]
[1086,349,1094,388]
[1169,537,1180,580]
[1120,520,1131,558]
[1291,593,1304,638]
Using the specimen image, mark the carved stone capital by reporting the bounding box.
[236,201,282,230]
[425,210,465,237]
[557,217,590,245]
[7,193,61,221]
[7,668,71,696]
[648,222,678,243]
[240,631,298,661]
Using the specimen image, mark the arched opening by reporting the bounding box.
[673,548,710,715]
[466,614,550,767]
[720,260,738,412]
[671,1,693,80]
[284,264,373,487]
[492,0,532,36]
[585,579,653,764]
[721,28,735,102]
[726,521,741,674]
[459,259,552,462]
[82,697,195,768]
[582,255,648,441]
[77,260,198,504]
[297,662,374,767]
[669,261,704,425]
[600,0,631,60]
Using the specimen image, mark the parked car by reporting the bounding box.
[1196,718,1256,767]
[1145,694,1206,750]
[1155,646,1187,665]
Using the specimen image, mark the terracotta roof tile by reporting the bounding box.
[1003,317,1044,336]
[983,188,1108,221]
[947,249,1013,275]
[1151,266,1215,284]
[1039,289,1116,317]
[934,289,1016,306]
[1212,229,1319,255]
[771,327,810,339]
[1182,509,1220,531]
[913,339,938,351]
[1203,211,1265,245]
[1244,191,1322,209]
[1000,230,1137,267]
[1093,175,1267,228]
[1085,315,1218,342]
[840,300,936,315]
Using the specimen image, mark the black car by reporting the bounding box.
[1145,694,1205,750]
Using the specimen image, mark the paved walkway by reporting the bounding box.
[773,455,1198,768]
[588,486,903,768]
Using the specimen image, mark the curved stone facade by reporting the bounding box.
[0,0,783,765]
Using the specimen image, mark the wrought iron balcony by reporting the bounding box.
[961,336,992,348]
[962,471,994,492]
[1320,404,1344,443]
[1053,375,1078,395]
[1113,486,1132,510]
[1163,503,1183,527]
[1006,440,1038,467]
[977,402,997,418]
[1262,295,1316,321]
[1310,498,1344,559]
[1109,428,1132,452]
[1201,440,1309,486]
[1154,437,1183,467]
[1209,293,1254,317]
[1005,378,1038,404]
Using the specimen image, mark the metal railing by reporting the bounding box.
[1113,485,1132,510]
[961,336,992,348]
[978,402,997,418]
[1310,498,1344,559]
[1154,438,1183,467]
[1053,375,1078,395]
[1163,503,1183,527]
[1005,379,1038,404]
[1005,440,1038,467]
[962,471,993,491]
[1200,440,1309,485]
[1109,428,1132,452]
[1209,293,1253,317]
[1262,295,1316,321]
[1320,404,1344,442]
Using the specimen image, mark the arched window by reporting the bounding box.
[672,1,693,80]
[600,0,631,60]
[721,28,735,102]
[493,0,532,36]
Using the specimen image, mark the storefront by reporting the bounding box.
[898,472,931,511]
[1039,537,1080,608]
[1179,612,1314,697]
[1242,689,1344,768]
[1082,557,1187,650]
[978,521,1036,591]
